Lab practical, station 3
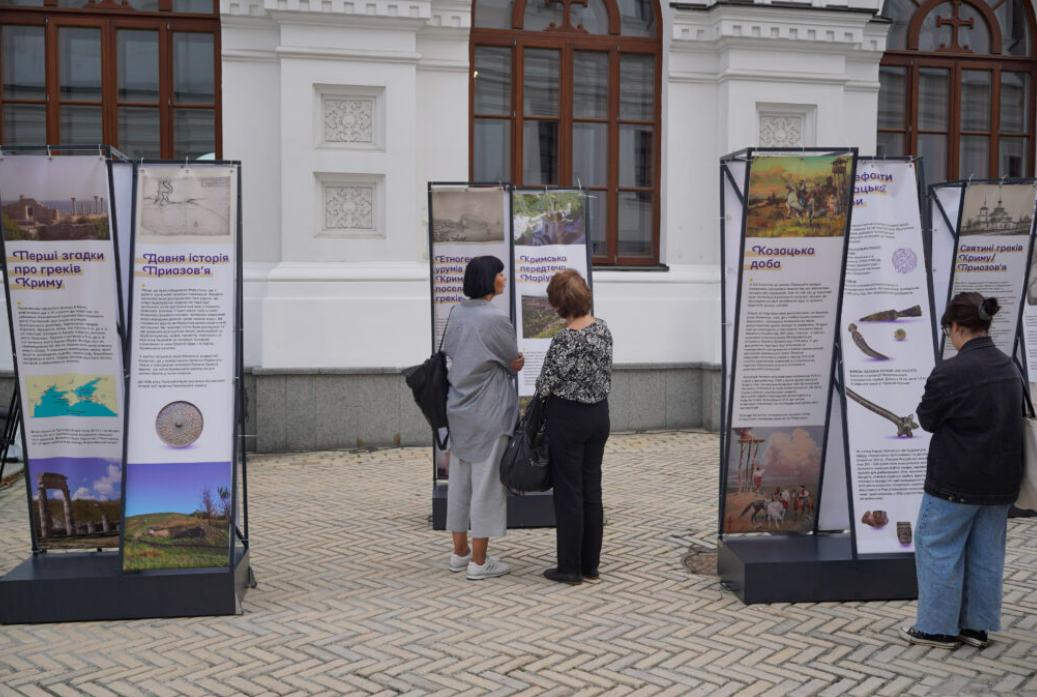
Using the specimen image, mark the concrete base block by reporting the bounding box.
[250,364,722,453]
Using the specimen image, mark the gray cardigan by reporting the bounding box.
[443,299,519,462]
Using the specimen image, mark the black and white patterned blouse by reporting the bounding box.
[535,318,613,404]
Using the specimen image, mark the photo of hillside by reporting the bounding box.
[521,295,566,339]
[122,461,232,571]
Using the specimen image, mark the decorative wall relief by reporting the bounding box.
[315,85,384,150]
[756,104,817,149]
[316,175,384,239]
[325,185,375,231]
[759,114,804,148]
[324,98,374,144]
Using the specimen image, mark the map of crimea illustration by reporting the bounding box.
[30,376,118,418]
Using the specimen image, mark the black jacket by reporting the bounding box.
[917,336,1024,505]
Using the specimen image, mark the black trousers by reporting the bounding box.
[546,396,610,575]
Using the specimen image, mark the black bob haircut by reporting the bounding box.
[464,256,505,298]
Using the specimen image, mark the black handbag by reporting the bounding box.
[402,313,452,450]
[499,396,552,493]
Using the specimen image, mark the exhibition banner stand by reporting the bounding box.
[933,177,1037,520]
[718,148,918,604]
[0,152,252,623]
[511,188,593,398]
[832,158,936,563]
[936,178,1037,361]
[426,182,554,529]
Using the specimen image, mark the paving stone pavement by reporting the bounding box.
[0,431,1035,697]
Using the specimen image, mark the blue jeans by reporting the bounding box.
[914,493,1011,636]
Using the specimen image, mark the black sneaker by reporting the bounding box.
[958,629,990,648]
[582,568,600,582]
[900,624,959,649]
[543,568,582,585]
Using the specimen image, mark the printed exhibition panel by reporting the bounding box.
[1019,186,1037,387]
[840,160,935,555]
[721,161,748,410]
[428,186,512,480]
[723,153,855,534]
[111,160,134,320]
[512,189,591,398]
[943,181,1037,359]
[122,164,239,571]
[930,183,963,325]
[0,155,125,551]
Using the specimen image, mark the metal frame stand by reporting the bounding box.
[0,152,253,623]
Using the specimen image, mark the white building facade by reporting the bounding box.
[0,0,1033,450]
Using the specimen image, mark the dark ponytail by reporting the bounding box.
[941,292,1000,333]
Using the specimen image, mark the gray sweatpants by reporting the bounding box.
[446,436,508,539]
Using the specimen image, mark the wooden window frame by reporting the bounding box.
[0,4,221,159]
[470,0,663,267]
[879,0,1037,179]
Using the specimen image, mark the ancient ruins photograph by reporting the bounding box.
[2,193,110,242]
[431,188,507,244]
[122,461,232,571]
[28,457,122,550]
[959,182,1037,237]
[723,425,822,534]
[513,191,586,246]
[521,295,566,339]
[745,155,852,238]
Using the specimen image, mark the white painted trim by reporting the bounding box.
[275,45,422,62]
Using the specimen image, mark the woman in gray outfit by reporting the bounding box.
[442,256,524,580]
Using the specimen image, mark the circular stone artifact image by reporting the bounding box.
[156,401,204,447]
[894,328,907,341]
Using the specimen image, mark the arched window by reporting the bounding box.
[877,0,1036,180]
[470,0,662,265]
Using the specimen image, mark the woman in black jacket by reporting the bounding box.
[901,292,1024,650]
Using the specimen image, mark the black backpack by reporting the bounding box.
[403,313,452,450]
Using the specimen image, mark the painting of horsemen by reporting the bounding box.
[724,425,822,534]
[746,155,852,238]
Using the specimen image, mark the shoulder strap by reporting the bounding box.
[438,305,456,353]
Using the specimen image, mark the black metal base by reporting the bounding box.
[0,547,251,624]
[432,482,556,529]
[718,534,917,604]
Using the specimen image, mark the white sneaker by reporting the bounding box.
[466,557,510,580]
[449,551,471,572]
[450,552,497,572]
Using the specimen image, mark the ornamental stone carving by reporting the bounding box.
[325,185,375,231]
[759,114,804,148]
[324,98,374,144]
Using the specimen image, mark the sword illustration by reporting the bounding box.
[845,388,919,437]
[859,305,923,322]
[848,323,889,360]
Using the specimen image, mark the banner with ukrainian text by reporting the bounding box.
[122,164,239,571]
[721,152,856,535]
[512,189,592,398]
[0,154,125,551]
[428,185,513,480]
[943,181,1037,361]
[840,159,935,555]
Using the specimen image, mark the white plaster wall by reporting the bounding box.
[212,0,889,372]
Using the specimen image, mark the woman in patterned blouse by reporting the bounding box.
[536,269,613,585]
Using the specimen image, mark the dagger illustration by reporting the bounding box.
[845,387,919,437]
[858,305,923,322]
[848,323,889,360]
